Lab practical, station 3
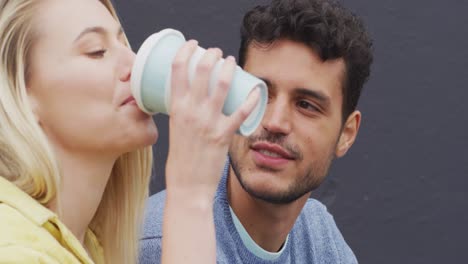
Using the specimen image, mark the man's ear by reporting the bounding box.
[335,110,361,158]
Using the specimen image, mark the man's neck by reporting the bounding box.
[227,167,310,252]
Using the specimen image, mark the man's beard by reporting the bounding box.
[229,130,337,205]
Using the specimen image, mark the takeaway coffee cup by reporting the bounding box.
[131,28,268,136]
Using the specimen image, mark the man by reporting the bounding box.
[140,0,373,263]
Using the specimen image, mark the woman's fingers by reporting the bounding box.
[190,48,222,102]
[170,40,198,99]
[211,56,236,113]
[225,88,260,135]
[170,41,259,138]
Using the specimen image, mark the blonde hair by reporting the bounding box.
[0,0,153,263]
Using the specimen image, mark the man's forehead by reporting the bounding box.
[243,39,345,108]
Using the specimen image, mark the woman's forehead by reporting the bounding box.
[34,0,118,41]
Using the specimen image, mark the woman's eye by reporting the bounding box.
[87,49,107,58]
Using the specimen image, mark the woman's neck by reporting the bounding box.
[48,148,117,244]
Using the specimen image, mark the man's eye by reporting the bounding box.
[87,49,107,58]
[297,100,319,112]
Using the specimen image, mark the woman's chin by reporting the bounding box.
[132,125,159,150]
[144,128,159,147]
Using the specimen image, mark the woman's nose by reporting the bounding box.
[120,48,136,82]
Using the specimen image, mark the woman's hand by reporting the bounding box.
[162,40,259,264]
[165,40,259,200]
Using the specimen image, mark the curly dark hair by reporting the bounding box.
[239,0,373,119]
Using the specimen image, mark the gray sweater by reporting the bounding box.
[140,162,358,264]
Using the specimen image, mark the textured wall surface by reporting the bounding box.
[113,0,468,263]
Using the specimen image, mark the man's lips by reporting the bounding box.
[250,142,295,160]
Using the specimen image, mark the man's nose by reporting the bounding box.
[261,96,292,136]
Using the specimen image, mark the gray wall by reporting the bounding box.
[114,0,468,263]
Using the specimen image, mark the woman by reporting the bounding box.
[0,0,258,263]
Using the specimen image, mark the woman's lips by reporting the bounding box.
[122,96,137,106]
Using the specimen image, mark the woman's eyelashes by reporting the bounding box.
[86,49,107,59]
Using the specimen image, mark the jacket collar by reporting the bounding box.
[0,176,56,226]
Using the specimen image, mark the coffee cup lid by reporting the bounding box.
[131,29,185,114]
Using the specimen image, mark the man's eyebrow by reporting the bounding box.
[258,77,331,107]
[74,26,124,43]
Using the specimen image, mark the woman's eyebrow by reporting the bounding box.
[74,26,123,43]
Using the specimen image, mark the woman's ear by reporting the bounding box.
[26,90,41,125]
[335,110,361,158]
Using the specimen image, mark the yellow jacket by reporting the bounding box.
[0,177,104,263]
